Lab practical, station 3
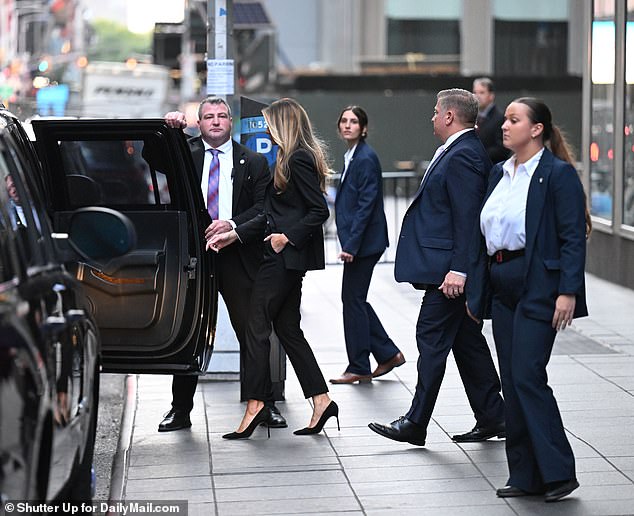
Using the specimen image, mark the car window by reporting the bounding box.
[57,137,172,207]
[0,186,17,283]
[0,148,45,274]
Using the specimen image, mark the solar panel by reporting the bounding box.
[234,2,271,27]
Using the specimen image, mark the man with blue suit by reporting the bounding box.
[369,89,505,446]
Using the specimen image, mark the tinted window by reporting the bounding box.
[0,148,44,273]
[57,138,172,207]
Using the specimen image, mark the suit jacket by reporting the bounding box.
[334,140,389,257]
[467,148,588,322]
[394,130,491,286]
[189,136,271,280]
[476,103,510,164]
[239,148,329,272]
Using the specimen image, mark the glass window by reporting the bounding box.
[57,138,172,207]
[624,1,634,226]
[590,0,616,221]
[1,148,45,271]
[385,0,460,67]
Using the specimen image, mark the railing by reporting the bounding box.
[324,167,427,265]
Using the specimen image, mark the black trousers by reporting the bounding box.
[342,253,400,374]
[490,257,575,491]
[405,288,505,434]
[171,250,269,412]
[243,245,328,401]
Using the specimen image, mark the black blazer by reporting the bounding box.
[240,148,329,272]
[189,136,271,279]
[467,148,588,322]
[476,103,510,164]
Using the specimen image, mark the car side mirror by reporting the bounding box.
[66,207,137,260]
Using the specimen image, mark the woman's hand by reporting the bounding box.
[264,233,289,253]
[552,294,576,331]
[207,229,238,252]
[338,251,354,263]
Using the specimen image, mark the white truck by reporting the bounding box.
[81,61,171,118]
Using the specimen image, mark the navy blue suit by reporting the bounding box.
[394,130,505,435]
[335,141,400,375]
[467,148,587,492]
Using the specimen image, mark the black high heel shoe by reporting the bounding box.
[223,406,271,440]
[294,401,340,435]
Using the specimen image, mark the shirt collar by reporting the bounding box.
[344,143,357,161]
[443,127,474,149]
[502,147,545,177]
[479,103,494,118]
[203,138,233,155]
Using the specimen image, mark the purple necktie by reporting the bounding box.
[207,148,221,219]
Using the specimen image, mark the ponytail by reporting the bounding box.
[549,125,592,237]
[514,96,592,239]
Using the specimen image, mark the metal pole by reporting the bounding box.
[206,0,234,104]
[180,0,196,102]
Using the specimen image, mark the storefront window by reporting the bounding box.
[590,0,616,221]
[624,1,634,226]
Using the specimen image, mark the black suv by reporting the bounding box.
[0,106,217,503]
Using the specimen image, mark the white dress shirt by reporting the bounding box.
[341,143,357,183]
[201,138,234,221]
[422,128,474,183]
[480,148,545,256]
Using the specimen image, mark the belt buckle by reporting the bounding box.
[495,251,503,263]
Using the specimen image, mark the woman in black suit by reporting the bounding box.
[211,98,338,439]
[467,98,591,502]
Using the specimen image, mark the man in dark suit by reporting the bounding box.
[473,77,510,164]
[368,89,505,446]
[158,97,286,431]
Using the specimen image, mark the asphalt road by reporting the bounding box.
[94,373,126,502]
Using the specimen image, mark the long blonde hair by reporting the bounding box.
[263,98,329,193]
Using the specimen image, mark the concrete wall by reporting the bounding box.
[278,79,582,173]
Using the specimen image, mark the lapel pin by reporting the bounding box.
[539,177,543,183]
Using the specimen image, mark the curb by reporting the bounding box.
[106,374,137,513]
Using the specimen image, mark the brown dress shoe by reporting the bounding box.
[372,352,406,378]
[329,372,372,384]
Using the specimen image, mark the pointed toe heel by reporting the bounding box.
[222,406,271,440]
[293,401,340,435]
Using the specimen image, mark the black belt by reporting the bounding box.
[491,249,525,264]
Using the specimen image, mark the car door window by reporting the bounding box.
[57,137,172,207]
[0,146,46,272]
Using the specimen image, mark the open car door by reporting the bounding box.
[32,119,216,374]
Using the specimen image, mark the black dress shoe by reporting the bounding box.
[544,478,579,502]
[158,409,191,432]
[267,405,288,428]
[452,422,506,442]
[368,416,426,446]
[496,485,538,498]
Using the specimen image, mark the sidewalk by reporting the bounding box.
[114,264,634,515]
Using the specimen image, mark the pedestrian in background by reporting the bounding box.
[211,98,339,439]
[329,105,405,385]
[158,97,287,433]
[467,97,590,502]
[473,77,510,164]
[368,89,505,447]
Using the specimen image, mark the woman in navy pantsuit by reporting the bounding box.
[330,106,405,384]
[467,98,591,502]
